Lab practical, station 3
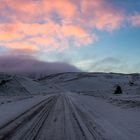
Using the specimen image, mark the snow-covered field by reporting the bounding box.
[0,72,140,140]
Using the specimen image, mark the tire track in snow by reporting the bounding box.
[0,93,106,140]
[64,94,106,140]
[0,95,58,140]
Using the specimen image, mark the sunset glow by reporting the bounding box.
[0,0,140,73]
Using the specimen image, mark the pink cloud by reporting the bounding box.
[0,0,125,53]
[0,32,23,41]
[1,41,39,52]
[128,14,140,27]
[81,0,124,31]
[0,0,124,29]
[1,0,40,22]
[1,0,77,22]
[91,12,124,31]
[42,0,77,20]
[0,22,95,52]
[0,2,5,10]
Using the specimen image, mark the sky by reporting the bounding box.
[0,0,140,74]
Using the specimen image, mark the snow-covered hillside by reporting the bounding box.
[40,72,140,95]
[0,72,140,140]
[1,72,140,97]
[0,73,29,96]
[0,73,64,96]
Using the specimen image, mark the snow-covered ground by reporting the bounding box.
[0,73,59,96]
[0,94,54,128]
[41,72,140,95]
[0,72,140,140]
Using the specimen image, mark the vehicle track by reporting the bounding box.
[0,95,58,140]
[0,93,106,140]
[35,94,105,140]
[65,94,106,140]
[18,96,58,140]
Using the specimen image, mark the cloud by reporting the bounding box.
[2,42,39,52]
[128,14,140,27]
[81,0,124,31]
[90,57,123,72]
[97,57,121,65]
[0,0,125,54]
[0,22,96,52]
[75,57,130,73]
[0,55,80,77]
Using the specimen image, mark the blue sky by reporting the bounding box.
[0,0,140,73]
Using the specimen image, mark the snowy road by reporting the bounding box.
[0,92,140,140]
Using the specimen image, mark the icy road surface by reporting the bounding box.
[0,93,140,140]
